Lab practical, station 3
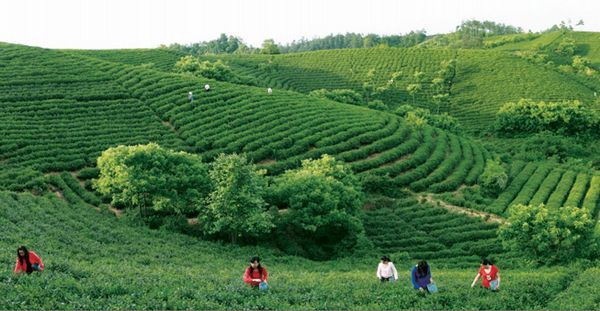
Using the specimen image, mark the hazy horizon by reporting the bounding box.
[1,0,599,49]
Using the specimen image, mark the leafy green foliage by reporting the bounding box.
[366,99,388,111]
[261,39,281,54]
[165,33,255,55]
[0,191,580,309]
[495,99,600,137]
[174,56,239,82]
[498,203,598,264]
[479,159,508,196]
[199,153,273,243]
[94,143,211,216]
[395,105,461,133]
[308,88,364,106]
[270,155,365,260]
[555,37,577,56]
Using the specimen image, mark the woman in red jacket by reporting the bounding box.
[243,256,268,289]
[471,258,500,291]
[14,246,44,274]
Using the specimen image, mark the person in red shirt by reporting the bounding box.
[14,246,44,274]
[471,258,500,291]
[243,256,268,289]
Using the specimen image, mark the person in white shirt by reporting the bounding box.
[376,255,398,283]
[204,84,210,92]
[188,91,194,105]
[267,87,273,95]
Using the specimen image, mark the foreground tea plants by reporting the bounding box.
[0,191,589,310]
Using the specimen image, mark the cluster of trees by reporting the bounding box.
[173,56,257,85]
[164,33,281,55]
[499,203,598,264]
[174,56,238,81]
[394,105,461,133]
[163,20,585,56]
[164,32,428,56]
[495,99,600,137]
[478,159,508,196]
[164,34,254,55]
[308,69,402,111]
[455,20,523,48]
[278,31,428,53]
[425,20,523,48]
[94,144,366,260]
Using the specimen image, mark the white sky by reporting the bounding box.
[0,0,598,49]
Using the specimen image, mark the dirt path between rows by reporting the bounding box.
[417,193,508,225]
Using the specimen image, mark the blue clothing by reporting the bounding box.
[411,266,431,289]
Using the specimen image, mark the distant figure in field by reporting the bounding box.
[411,260,434,292]
[471,258,500,291]
[267,87,273,95]
[14,246,44,274]
[243,256,268,290]
[204,84,211,92]
[376,255,398,283]
[188,91,194,105]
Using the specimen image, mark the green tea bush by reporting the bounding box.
[495,99,600,137]
[499,203,599,264]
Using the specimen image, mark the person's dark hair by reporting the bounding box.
[17,246,32,273]
[249,256,263,276]
[481,258,493,266]
[381,255,390,262]
[417,260,429,278]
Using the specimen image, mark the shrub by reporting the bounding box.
[269,155,365,260]
[94,143,211,217]
[174,56,238,82]
[367,100,388,111]
[494,99,600,137]
[498,203,598,264]
[395,104,461,133]
[199,153,273,243]
[308,89,364,106]
[478,159,508,196]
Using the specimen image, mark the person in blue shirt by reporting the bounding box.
[411,260,434,292]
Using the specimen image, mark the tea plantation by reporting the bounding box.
[1,34,600,309]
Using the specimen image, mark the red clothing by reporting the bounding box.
[479,265,498,288]
[243,266,268,287]
[14,251,44,273]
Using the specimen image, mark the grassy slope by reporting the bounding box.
[64,33,600,133]
[0,190,585,310]
[1,42,492,198]
[204,47,596,132]
[0,42,599,309]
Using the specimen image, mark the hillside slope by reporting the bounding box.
[0,190,587,310]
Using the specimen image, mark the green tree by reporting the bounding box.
[495,99,600,137]
[174,57,237,82]
[498,203,598,264]
[94,143,211,217]
[395,104,461,133]
[555,37,577,56]
[478,159,508,196]
[173,55,202,74]
[261,39,281,54]
[269,155,365,260]
[199,153,273,243]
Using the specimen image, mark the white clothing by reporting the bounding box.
[376,262,398,280]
